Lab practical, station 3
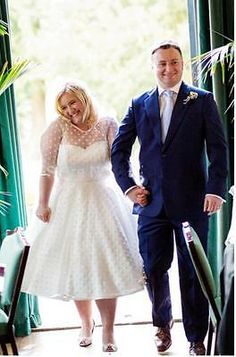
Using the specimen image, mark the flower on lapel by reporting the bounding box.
[183,91,198,105]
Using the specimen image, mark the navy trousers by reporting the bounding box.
[138,208,209,342]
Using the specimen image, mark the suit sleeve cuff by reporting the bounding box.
[125,185,138,195]
[205,193,226,203]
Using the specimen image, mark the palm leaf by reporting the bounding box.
[191,41,234,117]
[0,167,10,215]
[0,21,30,215]
[0,164,8,177]
[0,20,32,96]
[0,59,32,96]
[191,42,234,84]
[0,20,8,36]
[0,193,11,216]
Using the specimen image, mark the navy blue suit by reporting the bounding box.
[111,82,228,342]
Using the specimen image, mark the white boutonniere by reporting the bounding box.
[183,91,198,105]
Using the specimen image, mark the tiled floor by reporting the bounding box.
[13,253,193,356]
[17,321,190,356]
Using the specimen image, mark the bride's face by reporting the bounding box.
[59,92,85,125]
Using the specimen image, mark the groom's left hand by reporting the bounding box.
[203,195,224,215]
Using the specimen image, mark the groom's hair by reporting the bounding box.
[151,40,182,57]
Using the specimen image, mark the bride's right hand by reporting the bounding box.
[36,205,51,222]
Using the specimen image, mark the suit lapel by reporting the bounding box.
[162,82,190,151]
[144,88,160,123]
[144,88,162,143]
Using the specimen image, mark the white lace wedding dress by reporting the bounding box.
[22,116,144,300]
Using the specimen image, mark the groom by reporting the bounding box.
[111,40,228,355]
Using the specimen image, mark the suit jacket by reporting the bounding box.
[111,81,228,221]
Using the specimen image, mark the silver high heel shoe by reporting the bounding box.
[102,343,118,352]
[79,320,95,347]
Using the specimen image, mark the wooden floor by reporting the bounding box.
[16,321,190,356]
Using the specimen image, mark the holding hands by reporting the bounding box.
[127,186,150,207]
[127,188,223,213]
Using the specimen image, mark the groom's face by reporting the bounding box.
[152,47,184,89]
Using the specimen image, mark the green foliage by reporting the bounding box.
[192,41,234,84]
[191,40,234,114]
[0,19,31,97]
[0,165,8,177]
[0,192,11,216]
[0,20,31,214]
[0,59,31,96]
[8,0,190,119]
[0,165,10,216]
[0,20,8,36]
[7,0,191,207]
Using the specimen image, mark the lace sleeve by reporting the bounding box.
[40,119,63,176]
[106,117,118,152]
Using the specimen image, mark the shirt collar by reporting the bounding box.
[158,81,182,96]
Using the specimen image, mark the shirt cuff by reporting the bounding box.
[205,194,226,203]
[125,185,138,195]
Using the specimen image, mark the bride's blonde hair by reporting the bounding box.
[55,82,97,127]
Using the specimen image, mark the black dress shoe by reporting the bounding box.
[155,325,172,353]
[189,342,206,355]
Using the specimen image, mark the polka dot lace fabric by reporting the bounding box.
[40,116,118,176]
[22,116,144,300]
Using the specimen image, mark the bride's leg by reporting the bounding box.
[74,300,94,346]
[95,298,117,351]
